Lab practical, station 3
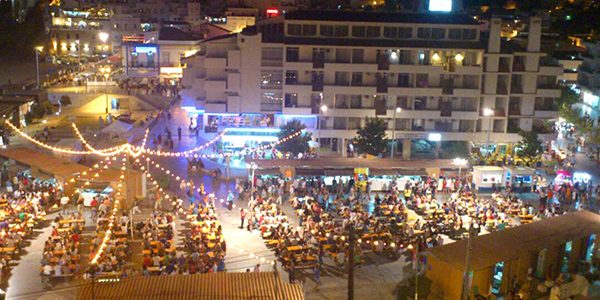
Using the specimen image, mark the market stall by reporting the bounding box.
[472,166,505,192]
[504,166,535,193]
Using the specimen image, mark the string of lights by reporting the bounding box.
[90,154,127,265]
[135,156,276,266]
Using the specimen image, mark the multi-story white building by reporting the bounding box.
[181,10,562,158]
[578,41,600,125]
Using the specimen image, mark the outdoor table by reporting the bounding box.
[59,219,84,225]
[114,231,127,237]
[287,245,309,252]
[0,247,16,254]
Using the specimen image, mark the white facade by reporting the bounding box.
[182,11,562,157]
[578,41,600,124]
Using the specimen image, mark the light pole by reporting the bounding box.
[453,157,468,178]
[34,46,43,89]
[483,108,494,156]
[98,32,109,53]
[318,104,328,154]
[407,243,419,299]
[391,107,402,159]
[247,162,258,202]
[99,66,111,115]
[76,40,82,74]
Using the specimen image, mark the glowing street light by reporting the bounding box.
[453,157,468,178]
[99,66,112,114]
[483,107,494,156]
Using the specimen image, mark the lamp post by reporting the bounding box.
[98,32,109,55]
[99,66,111,115]
[318,104,328,154]
[483,107,494,156]
[407,243,419,299]
[34,46,43,89]
[453,157,468,178]
[391,107,402,159]
[247,162,257,202]
[76,40,82,74]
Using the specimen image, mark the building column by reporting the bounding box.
[434,141,441,158]
[402,139,412,160]
[341,138,347,158]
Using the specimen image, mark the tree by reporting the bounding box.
[384,0,398,11]
[354,117,388,156]
[440,141,470,159]
[517,130,543,158]
[276,119,312,155]
[557,87,579,108]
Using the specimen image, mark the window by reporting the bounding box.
[449,28,462,40]
[285,70,298,85]
[335,72,349,85]
[352,49,364,63]
[398,27,412,38]
[366,26,381,37]
[320,25,334,37]
[417,28,431,39]
[285,93,298,107]
[462,29,477,40]
[352,26,366,37]
[260,70,282,89]
[334,26,348,37]
[287,24,301,35]
[261,92,283,103]
[286,47,299,62]
[432,28,445,39]
[351,72,362,86]
[321,25,348,37]
[383,27,397,38]
[302,25,317,36]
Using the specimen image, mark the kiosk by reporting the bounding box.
[472,166,504,191]
[504,166,535,193]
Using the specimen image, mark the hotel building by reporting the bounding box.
[181,10,562,158]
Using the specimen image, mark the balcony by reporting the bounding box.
[260,102,283,112]
[205,57,227,69]
[205,79,226,91]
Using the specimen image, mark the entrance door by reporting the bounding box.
[491,261,504,294]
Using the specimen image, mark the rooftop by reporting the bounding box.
[284,10,480,25]
[77,271,303,300]
[158,27,200,41]
[426,210,600,272]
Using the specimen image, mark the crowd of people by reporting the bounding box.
[86,196,131,278]
[41,213,84,279]
[138,211,178,275]
[182,195,226,274]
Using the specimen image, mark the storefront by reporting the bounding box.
[472,166,505,191]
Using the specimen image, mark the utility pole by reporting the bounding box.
[347,225,354,300]
[461,224,475,300]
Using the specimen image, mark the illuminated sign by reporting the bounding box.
[429,0,453,12]
[583,91,599,108]
[134,46,157,53]
[123,35,145,43]
[160,67,183,74]
[266,8,279,18]
[428,133,442,142]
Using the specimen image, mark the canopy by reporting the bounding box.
[77,271,303,300]
[102,120,133,135]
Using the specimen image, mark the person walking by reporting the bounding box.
[239,208,246,229]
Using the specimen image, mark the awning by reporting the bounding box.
[296,168,325,176]
[77,271,304,300]
[324,169,353,176]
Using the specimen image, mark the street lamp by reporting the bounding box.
[247,162,258,202]
[98,32,109,54]
[75,40,82,73]
[99,66,111,114]
[391,107,402,159]
[318,104,328,154]
[453,157,468,178]
[34,46,43,89]
[483,107,494,157]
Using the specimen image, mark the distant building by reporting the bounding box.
[123,27,202,82]
[578,40,600,125]
[181,9,562,158]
